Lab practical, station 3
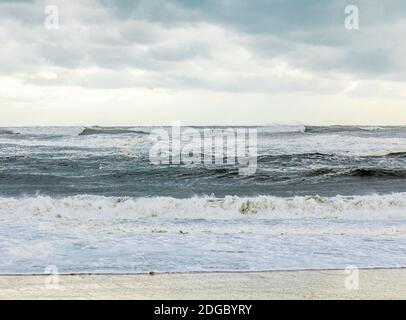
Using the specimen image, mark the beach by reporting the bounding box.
[1,268,405,300]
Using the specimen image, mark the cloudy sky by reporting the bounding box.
[1,0,406,126]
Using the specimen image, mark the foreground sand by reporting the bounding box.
[1,268,405,299]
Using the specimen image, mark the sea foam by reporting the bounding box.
[1,193,406,221]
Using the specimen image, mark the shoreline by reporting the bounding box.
[1,265,405,276]
[1,268,405,299]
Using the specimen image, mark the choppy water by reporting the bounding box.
[1,125,406,273]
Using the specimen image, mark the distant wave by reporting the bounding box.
[258,125,305,134]
[79,127,149,136]
[0,129,16,135]
[304,125,392,134]
[2,193,406,220]
[385,152,406,158]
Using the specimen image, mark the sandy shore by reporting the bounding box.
[0,268,405,299]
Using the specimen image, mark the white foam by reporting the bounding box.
[2,126,406,158]
[2,193,406,273]
[1,193,406,221]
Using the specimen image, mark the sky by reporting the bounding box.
[0,0,406,126]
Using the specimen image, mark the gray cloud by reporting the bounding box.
[0,0,405,93]
[98,0,406,78]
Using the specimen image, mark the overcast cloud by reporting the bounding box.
[0,0,405,125]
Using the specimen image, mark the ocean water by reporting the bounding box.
[1,125,406,273]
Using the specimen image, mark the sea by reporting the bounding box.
[1,125,406,273]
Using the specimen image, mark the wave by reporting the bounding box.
[111,125,307,136]
[258,151,406,162]
[3,127,84,136]
[0,129,16,135]
[257,152,340,163]
[79,127,149,136]
[385,152,406,158]
[347,168,406,178]
[0,164,405,185]
[258,125,305,134]
[303,125,400,134]
[1,193,406,221]
[133,166,406,180]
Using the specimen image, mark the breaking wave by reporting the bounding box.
[385,152,406,158]
[1,193,406,221]
[79,127,149,136]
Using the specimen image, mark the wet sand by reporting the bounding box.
[0,268,405,299]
